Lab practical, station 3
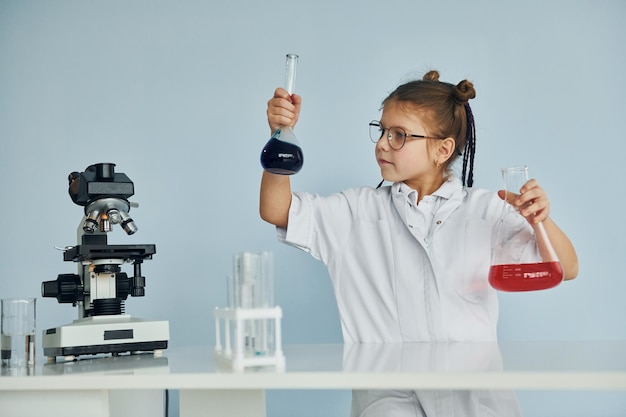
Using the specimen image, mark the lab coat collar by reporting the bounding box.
[392,177,463,205]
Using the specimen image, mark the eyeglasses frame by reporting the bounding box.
[369,120,445,150]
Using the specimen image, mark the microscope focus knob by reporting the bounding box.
[41,273,83,304]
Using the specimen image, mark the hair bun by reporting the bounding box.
[422,70,440,82]
[454,79,476,103]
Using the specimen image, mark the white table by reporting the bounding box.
[1,341,625,417]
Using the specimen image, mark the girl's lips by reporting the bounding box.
[378,158,392,165]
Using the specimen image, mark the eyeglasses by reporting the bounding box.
[369,120,444,150]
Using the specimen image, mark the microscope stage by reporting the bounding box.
[43,315,169,360]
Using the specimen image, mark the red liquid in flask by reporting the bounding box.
[488,261,564,292]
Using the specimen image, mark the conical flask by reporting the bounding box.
[260,53,304,175]
[488,166,564,291]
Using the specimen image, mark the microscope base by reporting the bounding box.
[43,315,169,360]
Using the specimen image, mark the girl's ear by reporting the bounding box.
[438,137,457,162]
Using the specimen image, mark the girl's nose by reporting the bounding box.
[376,134,390,151]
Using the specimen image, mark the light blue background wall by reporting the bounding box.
[1,1,625,416]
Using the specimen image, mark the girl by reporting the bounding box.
[260,71,578,416]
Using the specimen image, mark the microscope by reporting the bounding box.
[41,163,169,361]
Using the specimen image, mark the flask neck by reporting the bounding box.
[501,166,528,197]
[284,54,298,95]
[272,126,299,145]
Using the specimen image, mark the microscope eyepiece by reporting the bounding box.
[94,163,115,180]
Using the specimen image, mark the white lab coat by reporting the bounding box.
[277,177,533,416]
[278,177,538,343]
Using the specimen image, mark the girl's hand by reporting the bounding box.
[497,179,550,225]
[267,87,302,133]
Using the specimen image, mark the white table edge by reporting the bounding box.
[2,371,625,391]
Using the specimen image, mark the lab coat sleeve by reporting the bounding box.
[277,190,355,264]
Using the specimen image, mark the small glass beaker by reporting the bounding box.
[488,166,564,291]
[260,53,304,175]
[1,298,36,368]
